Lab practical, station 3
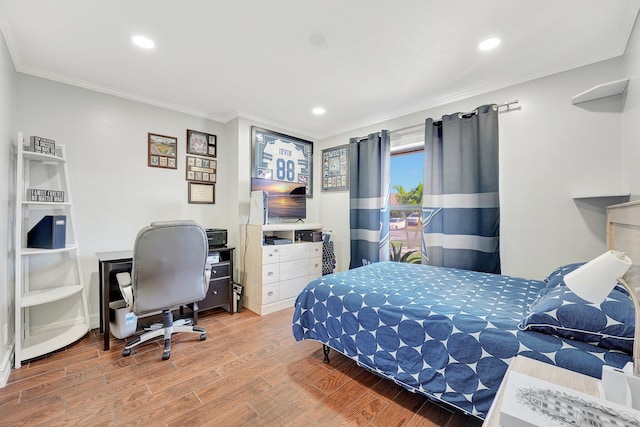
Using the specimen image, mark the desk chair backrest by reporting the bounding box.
[131,220,209,314]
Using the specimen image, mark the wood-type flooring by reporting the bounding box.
[0,307,484,426]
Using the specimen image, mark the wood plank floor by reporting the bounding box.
[0,307,483,427]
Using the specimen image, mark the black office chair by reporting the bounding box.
[116,220,211,360]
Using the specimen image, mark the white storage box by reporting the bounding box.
[109,300,137,339]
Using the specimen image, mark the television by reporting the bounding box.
[251,178,306,220]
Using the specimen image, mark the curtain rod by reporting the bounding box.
[388,100,519,134]
[354,100,519,141]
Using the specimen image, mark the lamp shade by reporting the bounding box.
[564,250,633,303]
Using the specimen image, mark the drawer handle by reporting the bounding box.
[213,290,218,295]
[268,272,273,276]
[314,264,319,268]
[268,291,274,296]
[212,270,217,274]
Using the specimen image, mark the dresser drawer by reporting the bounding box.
[210,262,230,279]
[309,242,322,259]
[280,258,310,281]
[262,246,281,264]
[279,276,311,300]
[201,278,230,310]
[262,264,279,284]
[262,283,279,304]
[279,243,309,261]
[310,259,322,277]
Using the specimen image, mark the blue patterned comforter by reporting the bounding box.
[292,262,632,419]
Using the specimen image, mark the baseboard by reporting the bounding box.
[89,313,100,330]
[0,343,15,388]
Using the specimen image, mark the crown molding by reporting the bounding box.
[17,64,231,122]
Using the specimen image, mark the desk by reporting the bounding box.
[96,250,133,351]
[96,247,235,351]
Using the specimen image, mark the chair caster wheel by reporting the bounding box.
[200,333,207,341]
[162,352,170,360]
[123,349,131,357]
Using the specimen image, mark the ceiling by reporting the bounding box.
[1,1,639,140]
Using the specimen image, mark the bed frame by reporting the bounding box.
[607,200,640,262]
[607,200,640,375]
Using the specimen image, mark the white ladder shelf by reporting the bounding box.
[14,132,89,368]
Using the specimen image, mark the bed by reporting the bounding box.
[292,201,640,419]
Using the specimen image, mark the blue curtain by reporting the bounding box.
[349,131,390,268]
[421,105,500,273]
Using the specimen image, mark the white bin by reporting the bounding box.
[109,300,137,339]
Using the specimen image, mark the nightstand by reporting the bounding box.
[482,356,600,426]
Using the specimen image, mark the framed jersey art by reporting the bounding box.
[251,126,314,197]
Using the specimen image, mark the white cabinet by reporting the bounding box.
[14,132,89,368]
[240,223,323,315]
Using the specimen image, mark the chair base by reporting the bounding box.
[122,309,206,360]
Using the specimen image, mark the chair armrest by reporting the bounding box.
[204,262,211,293]
[115,272,134,311]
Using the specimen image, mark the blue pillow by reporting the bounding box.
[539,262,629,298]
[529,262,585,307]
[519,285,634,354]
[542,262,585,285]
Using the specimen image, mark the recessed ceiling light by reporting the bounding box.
[478,37,501,51]
[312,107,326,115]
[132,35,155,49]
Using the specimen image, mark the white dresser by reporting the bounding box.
[240,223,323,315]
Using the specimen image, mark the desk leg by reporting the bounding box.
[99,261,111,351]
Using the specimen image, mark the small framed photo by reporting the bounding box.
[322,144,349,191]
[148,133,177,169]
[187,129,216,158]
[188,182,215,204]
[185,155,217,183]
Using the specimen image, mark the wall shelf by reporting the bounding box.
[571,78,629,104]
[573,194,630,203]
[573,194,631,211]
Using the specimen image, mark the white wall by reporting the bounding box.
[623,15,640,196]
[0,30,17,383]
[317,57,627,280]
[16,75,231,327]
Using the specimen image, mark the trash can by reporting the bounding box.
[109,300,137,339]
[233,282,244,313]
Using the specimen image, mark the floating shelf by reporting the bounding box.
[571,78,629,104]
[573,194,631,210]
[573,194,630,201]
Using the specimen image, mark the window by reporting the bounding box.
[390,149,423,261]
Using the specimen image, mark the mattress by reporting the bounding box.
[292,261,632,418]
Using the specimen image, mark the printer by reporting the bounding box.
[206,228,227,249]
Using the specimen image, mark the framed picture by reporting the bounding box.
[148,133,177,169]
[251,126,314,197]
[186,155,217,183]
[187,129,216,157]
[188,182,215,204]
[321,144,349,191]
